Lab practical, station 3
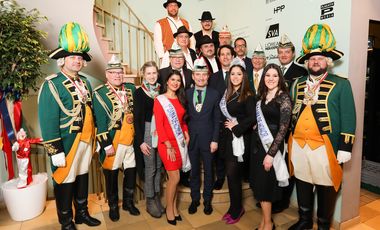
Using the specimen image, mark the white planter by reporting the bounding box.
[1,173,48,221]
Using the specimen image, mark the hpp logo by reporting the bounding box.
[266,23,279,39]
[274,5,285,14]
[320,2,334,20]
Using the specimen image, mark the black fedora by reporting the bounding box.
[163,0,182,8]
[199,11,215,21]
[197,35,215,48]
[173,26,193,38]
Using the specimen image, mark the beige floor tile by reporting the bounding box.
[197,220,240,230]
[146,216,193,230]
[366,193,380,201]
[181,208,222,228]
[361,195,375,204]
[359,206,380,222]
[0,224,21,230]
[347,223,377,230]
[110,220,151,230]
[234,209,261,230]
[102,209,145,229]
[365,200,380,213]
[364,215,380,230]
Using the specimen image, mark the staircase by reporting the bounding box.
[93,0,158,85]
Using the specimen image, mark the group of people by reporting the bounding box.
[37,1,356,230]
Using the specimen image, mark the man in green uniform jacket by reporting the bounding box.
[288,24,356,230]
[38,22,101,230]
[92,55,140,222]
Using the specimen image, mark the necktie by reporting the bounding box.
[254,73,259,91]
[281,66,287,74]
[224,71,230,85]
[197,89,203,104]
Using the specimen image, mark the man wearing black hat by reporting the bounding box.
[198,35,221,75]
[160,26,197,70]
[194,11,219,54]
[154,0,195,64]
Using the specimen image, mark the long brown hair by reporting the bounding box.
[161,70,187,108]
[225,65,253,102]
[257,63,288,101]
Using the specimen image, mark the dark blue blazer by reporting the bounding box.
[208,70,226,98]
[243,57,253,77]
[186,87,221,150]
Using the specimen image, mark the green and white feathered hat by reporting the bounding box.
[193,57,208,72]
[296,24,343,64]
[106,55,123,70]
[252,43,266,58]
[49,22,92,61]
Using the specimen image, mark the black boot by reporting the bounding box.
[73,174,101,226]
[316,185,338,230]
[289,179,314,230]
[54,183,76,230]
[122,168,140,215]
[104,169,120,222]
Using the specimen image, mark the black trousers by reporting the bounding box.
[188,136,214,202]
[226,160,243,219]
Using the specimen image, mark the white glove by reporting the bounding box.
[337,150,351,164]
[51,152,66,167]
[12,142,19,151]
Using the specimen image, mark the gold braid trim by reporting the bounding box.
[94,91,122,130]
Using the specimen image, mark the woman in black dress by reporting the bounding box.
[252,63,292,230]
[219,60,256,224]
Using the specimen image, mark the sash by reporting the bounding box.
[219,91,244,162]
[256,100,289,187]
[156,95,191,172]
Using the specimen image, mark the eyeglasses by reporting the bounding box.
[108,71,124,75]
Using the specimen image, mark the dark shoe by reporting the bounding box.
[122,188,141,216]
[203,201,213,215]
[109,206,120,222]
[146,197,161,218]
[175,214,182,221]
[61,221,76,230]
[289,217,313,230]
[213,179,224,190]
[166,213,177,225]
[188,200,200,214]
[256,202,261,209]
[75,210,101,226]
[179,171,190,187]
[272,203,286,214]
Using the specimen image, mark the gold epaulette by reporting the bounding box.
[45,74,58,80]
[93,84,105,92]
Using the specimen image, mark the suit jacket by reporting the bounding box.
[186,87,221,150]
[194,30,220,51]
[158,66,193,93]
[200,54,221,76]
[283,62,308,88]
[243,57,253,77]
[208,70,227,98]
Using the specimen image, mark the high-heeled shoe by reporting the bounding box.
[226,208,245,224]
[166,213,176,225]
[222,212,231,221]
[175,214,182,221]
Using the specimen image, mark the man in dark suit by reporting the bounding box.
[158,43,193,93]
[277,34,308,88]
[194,11,219,54]
[208,45,234,190]
[186,58,220,215]
[234,37,253,77]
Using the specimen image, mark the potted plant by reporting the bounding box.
[0,0,49,221]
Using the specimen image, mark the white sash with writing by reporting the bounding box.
[156,95,191,172]
[219,91,244,162]
[256,100,289,187]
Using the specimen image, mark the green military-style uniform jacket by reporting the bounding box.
[38,72,95,184]
[92,82,135,170]
[288,73,356,191]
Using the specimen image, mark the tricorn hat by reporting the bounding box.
[296,24,343,64]
[49,22,92,61]
[197,35,215,48]
[193,58,209,72]
[252,43,266,58]
[106,55,123,70]
[199,11,215,21]
[173,26,193,38]
[163,0,182,8]
[278,34,294,49]
[169,42,184,57]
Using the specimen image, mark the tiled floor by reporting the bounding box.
[0,189,380,230]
